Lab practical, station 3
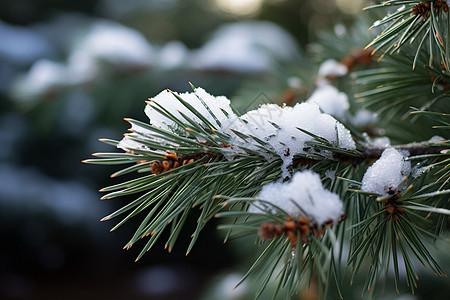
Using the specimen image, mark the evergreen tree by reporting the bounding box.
[85,1,450,298]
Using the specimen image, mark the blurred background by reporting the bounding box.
[2,0,449,299]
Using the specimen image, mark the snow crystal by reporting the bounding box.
[250,171,343,225]
[361,148,411,196]
[318,59,348,78]
[306,84,349,119]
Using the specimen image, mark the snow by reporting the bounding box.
[12,59,68,98]
[428,136,445,143]
[306,84,349,119]
[352,109,377,127]
[361,148,411,196]
[65,20,154,84]
[235,102,355,177]
[156,41,189,69]
[318,59,348,78]
[10,19,155,99]
[117,135,151,152]
[71,20,154,69]
[191,21,298,72]
[287,76,302,89]
[325,169,336,180]
[120,87,356,178]
[145,88,236,132]
[250,170,344,225]
[412,165,429,178]
[368,136,391,148]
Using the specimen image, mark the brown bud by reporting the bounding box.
[286,230,298,248]
[258,223,278,240]
[337,215,347,224]
[284,220,296,231]
[386,204,395,215]
[162,160,171,173]
[150,161,163,175]
[392,193,402,200]
[165,151,178,161]
[273,224,284,235]
[299,224,310,241]
[298,216,309,226]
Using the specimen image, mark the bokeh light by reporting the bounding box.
[335,0,366,15]
[214,0,263,16]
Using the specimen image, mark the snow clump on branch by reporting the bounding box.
[318,59,348,78]
[361,147,411,196]
[145,88,235,132]
[235,102,355,177]
[118,87,356,178]
[249,170,344,225]
[306,84,349,120]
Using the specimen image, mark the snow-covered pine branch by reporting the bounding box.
[117,87,356,178]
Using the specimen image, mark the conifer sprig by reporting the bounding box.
[345,163,450,296]
[216,198,342,300]
[365,0,450,69]
[353,42,450,119]
[85,80,450,298]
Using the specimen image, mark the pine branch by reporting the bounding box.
[366,0,450,69]
[84,15,450,295]
[216,198,343,300]
[352,43,450,118]
[293,139,448,170]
